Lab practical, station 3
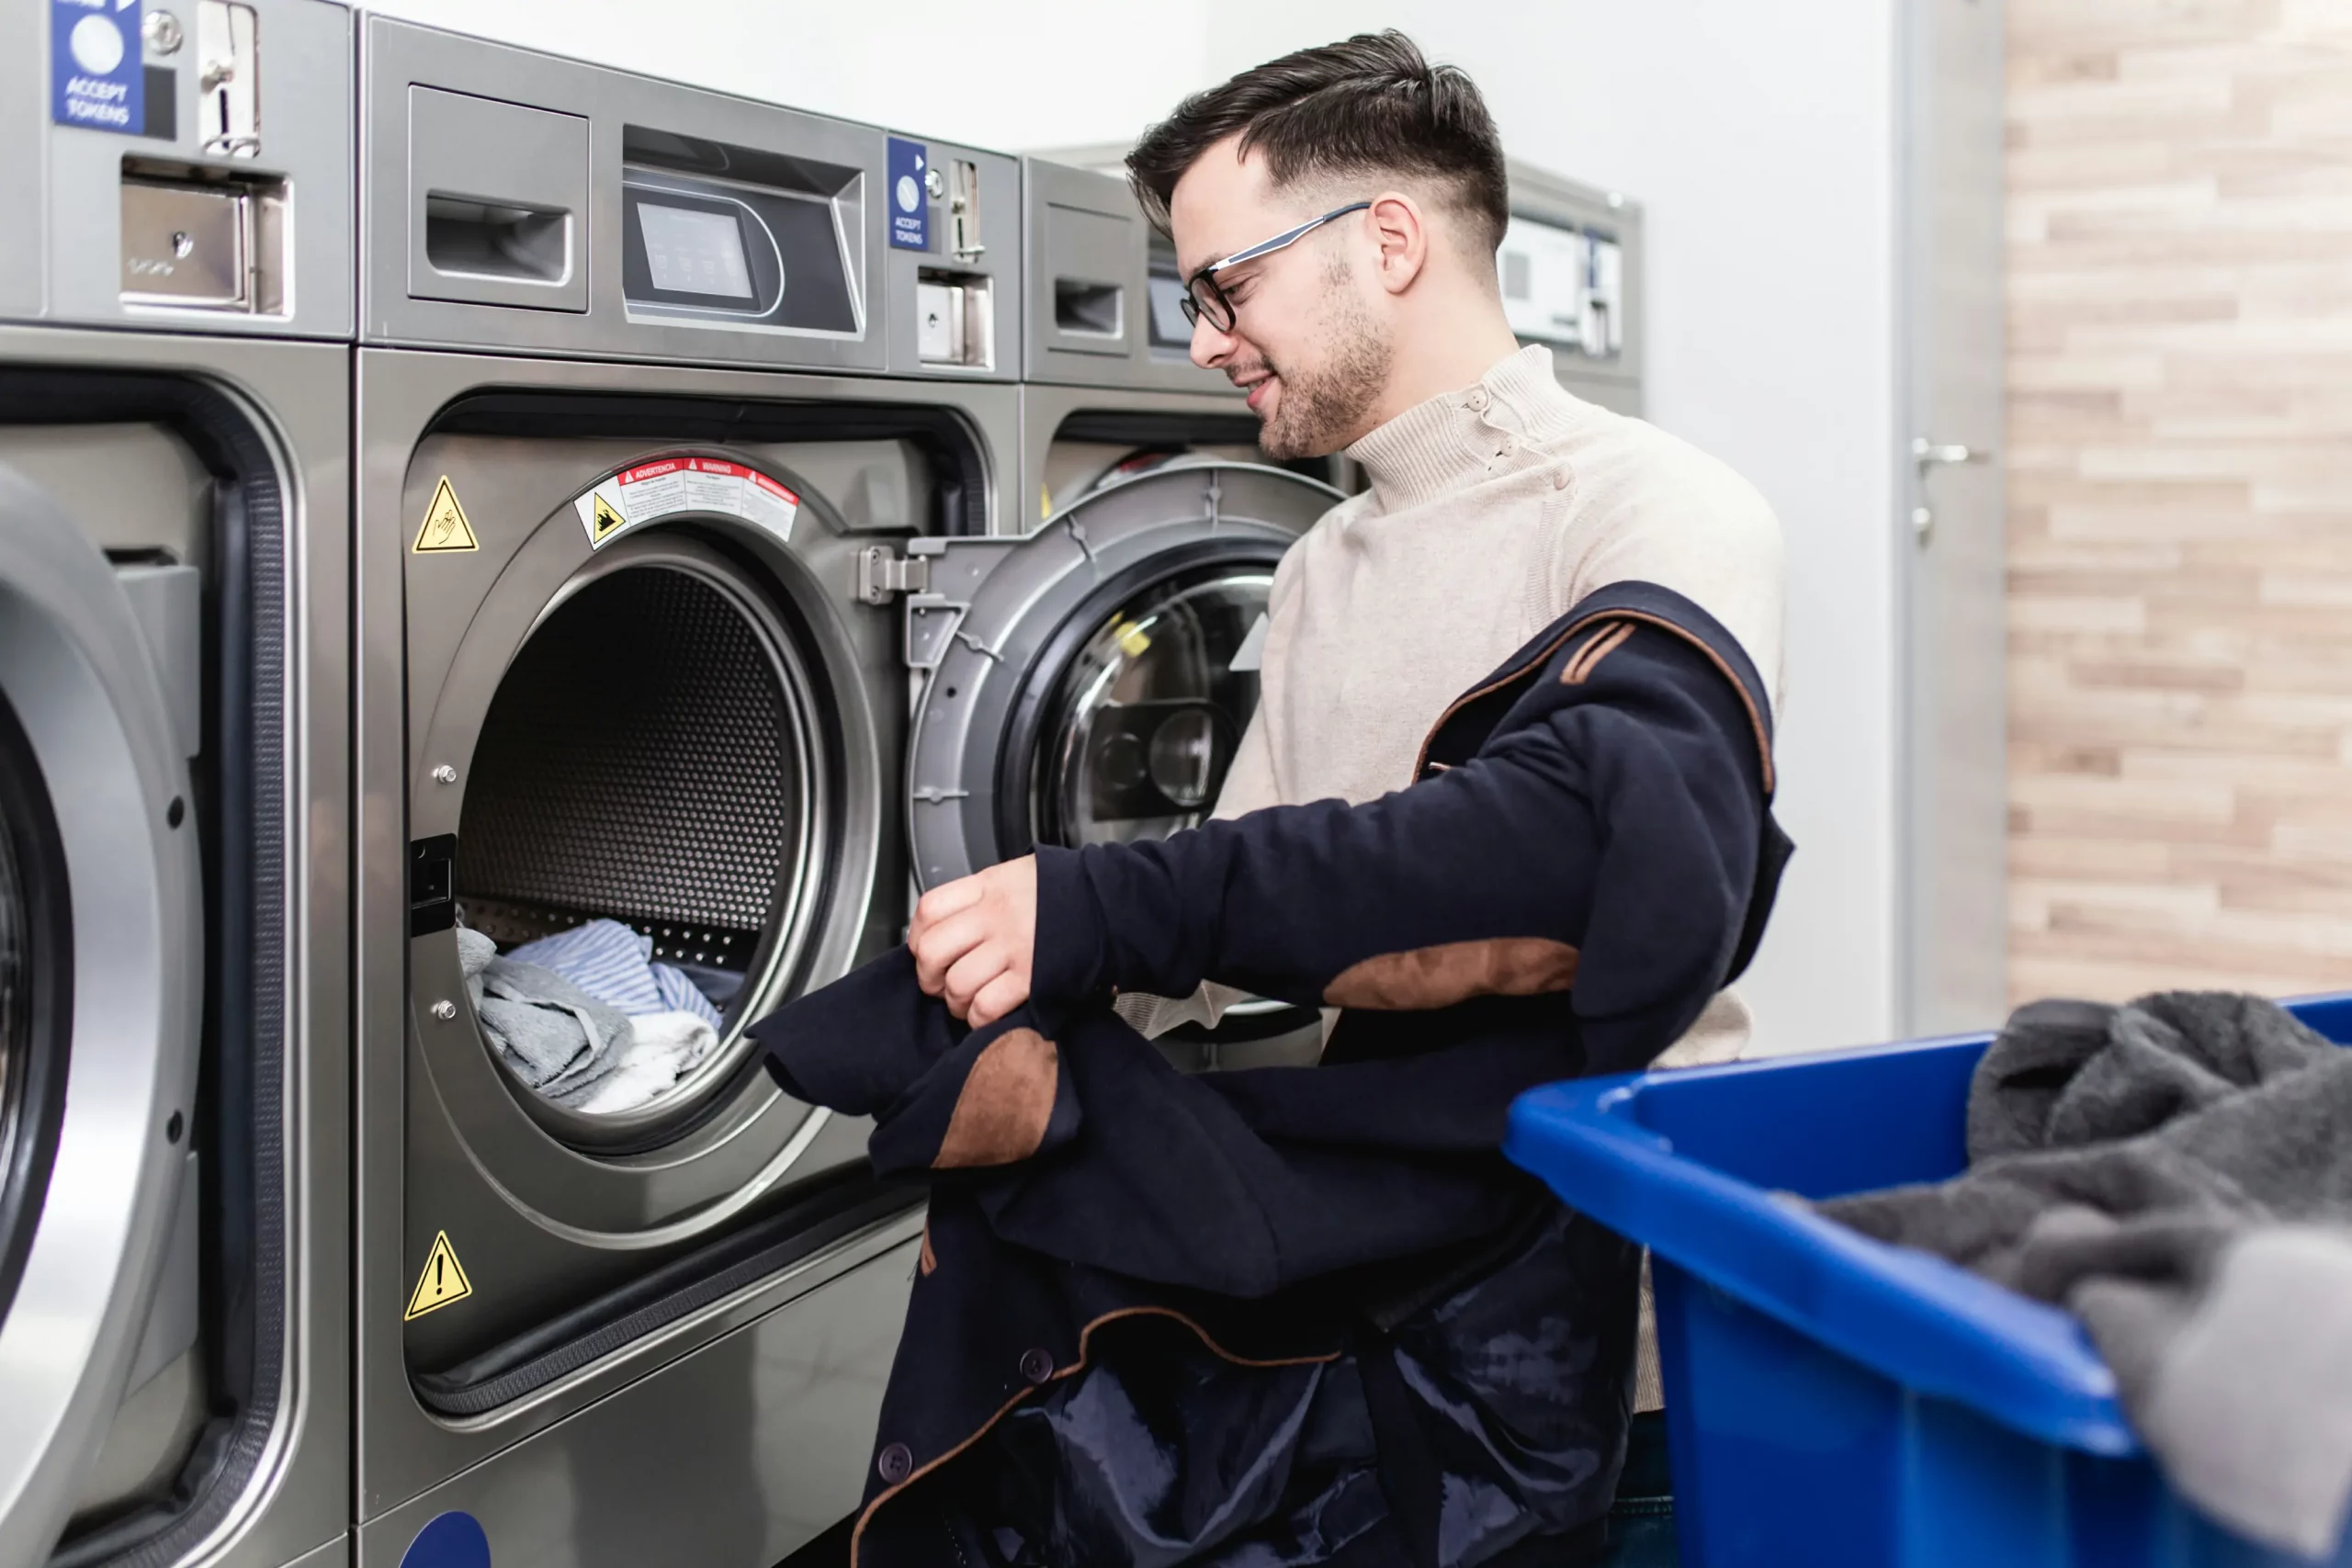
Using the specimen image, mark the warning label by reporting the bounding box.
[587,491,627,546]
[405,1230,473,1321]
[413,476,481,553]
[572,457,799,550]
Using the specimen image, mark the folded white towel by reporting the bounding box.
[570,1009,721,1116]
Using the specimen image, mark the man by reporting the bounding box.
[784,31,1791,1567]
[915,31,1782,1057]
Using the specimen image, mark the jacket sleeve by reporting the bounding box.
[1031,623,1769,1076]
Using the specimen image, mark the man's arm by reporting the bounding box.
[1030,622,1770,1076]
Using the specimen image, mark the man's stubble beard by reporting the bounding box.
[1257,260,1393,461]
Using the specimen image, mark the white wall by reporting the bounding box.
[360,0,1903,1055]
[360,0,1216,152]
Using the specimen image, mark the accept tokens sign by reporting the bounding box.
[51,0,144,136]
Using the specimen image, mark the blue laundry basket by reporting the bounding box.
[1504,992,2352,1568]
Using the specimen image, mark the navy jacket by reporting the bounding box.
[754,581,1792,1566]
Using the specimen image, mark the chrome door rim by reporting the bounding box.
[0,468,198,1568]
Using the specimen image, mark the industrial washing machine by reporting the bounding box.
[350,24,1335,1567]
[0,3,354,1568]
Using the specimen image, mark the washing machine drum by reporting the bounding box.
[423,520,855,1152]
[458,565,814,999]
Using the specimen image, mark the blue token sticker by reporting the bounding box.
[51,0,144,137]
[887,137,930,252]
[400,1510,491,1568]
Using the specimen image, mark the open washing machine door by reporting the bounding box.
[904,460,1339,886]
[0,468,200,1566]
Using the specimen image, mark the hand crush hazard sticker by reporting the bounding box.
[572,457,799,550]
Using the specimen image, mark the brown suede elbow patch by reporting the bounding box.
[934,1028,1060,1169]
[1323,938,1582,1010]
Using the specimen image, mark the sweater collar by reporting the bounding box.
[1344,344,1589,513]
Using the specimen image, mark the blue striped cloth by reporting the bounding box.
[505,919,723,1029]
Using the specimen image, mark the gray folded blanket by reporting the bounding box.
[457,926,634,1108]
[1822,992,2352,1560]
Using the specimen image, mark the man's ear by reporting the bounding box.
[1366,191,1430,296]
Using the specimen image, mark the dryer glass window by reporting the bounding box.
[1031,567,1272,849]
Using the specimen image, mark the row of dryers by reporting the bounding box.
[0,6,1646,1568]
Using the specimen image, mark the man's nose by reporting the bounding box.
[1190,313,1237,370]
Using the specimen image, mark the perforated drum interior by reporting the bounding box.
[455,559,829,1123]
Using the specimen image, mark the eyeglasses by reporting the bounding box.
[1178,201,1373,334]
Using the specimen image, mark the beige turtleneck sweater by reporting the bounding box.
[1119,343,1788,1061]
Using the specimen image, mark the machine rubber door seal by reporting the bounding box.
[409,1172,920,1416]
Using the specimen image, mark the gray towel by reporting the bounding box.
[456,927,636,1109]
[1822,992,2352,1560]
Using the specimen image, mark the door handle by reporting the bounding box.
[1912,437,1993,469]
[1909,440,1993,547]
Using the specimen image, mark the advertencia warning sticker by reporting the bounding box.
[51,0,144,136]
[572,457,800,550]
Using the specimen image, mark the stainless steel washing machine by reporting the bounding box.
[351,22,1019,1567]
[352,34,1351,1563]
[0,4,353,1568]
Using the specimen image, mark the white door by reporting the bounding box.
[1901,0,2008,1036]
[0,465,201,1564]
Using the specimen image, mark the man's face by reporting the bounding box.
[1169,138,1393,459]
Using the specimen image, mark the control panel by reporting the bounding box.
[1499,162,1644,413]
[360,17,1019,379]
[0,0,353,336]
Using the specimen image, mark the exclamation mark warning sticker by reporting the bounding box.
[405,1230,473,1321]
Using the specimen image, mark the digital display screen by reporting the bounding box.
[638,203,754,299]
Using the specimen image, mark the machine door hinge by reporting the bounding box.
[856,546,931,605]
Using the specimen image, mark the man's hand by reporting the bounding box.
[910,856,1038,1028]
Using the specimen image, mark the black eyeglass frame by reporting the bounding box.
[1178,201,1374,333]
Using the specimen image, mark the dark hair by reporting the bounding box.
[1126,31,1510,255]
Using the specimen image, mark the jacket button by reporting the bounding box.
[1020,1348,1055,1385]
[876,1442,913,1484]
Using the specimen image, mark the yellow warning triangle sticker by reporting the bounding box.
[412,476,480,553]
[404,1230,474,1320]
[588,491,627,545]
